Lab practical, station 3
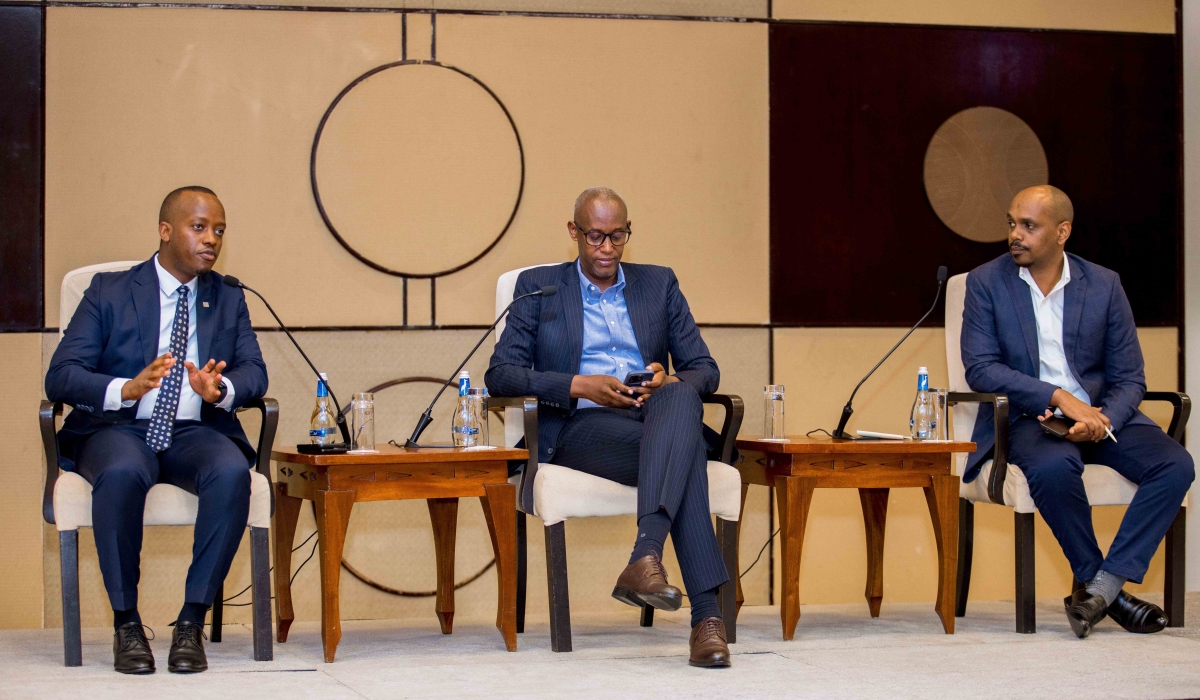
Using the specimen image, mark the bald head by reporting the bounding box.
[573,187,627,228]
[1014,185,1073,226]
[160,185,219,225]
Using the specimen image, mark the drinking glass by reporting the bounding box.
[764,385,786,441]
[467,388,490,447]
[930,388,949,441]
[349,392,376,452]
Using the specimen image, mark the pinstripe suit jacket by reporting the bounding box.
[485,261,720,464]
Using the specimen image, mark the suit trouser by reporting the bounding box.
[74,421,252,612]
[549,382,729,596]
[1007,417,1195,584]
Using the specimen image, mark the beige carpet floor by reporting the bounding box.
[3,593,1199,699]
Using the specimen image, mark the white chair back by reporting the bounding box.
[944,273,976,476]
[59,261,143,339]
[495,265,557,448]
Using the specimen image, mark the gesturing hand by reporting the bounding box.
[570,374,639,409]
[628,362,679,405]
[1046,389,1110,442]
[121,352,176,402]
[186,359,228,403]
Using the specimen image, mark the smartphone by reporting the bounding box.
[1039,415,1073,439]
[624,370,655,386]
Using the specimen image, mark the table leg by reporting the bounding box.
[272,483,303,643]
[735,482,749,619]
[923,473,960,634]
[315,489,355,662]
[859,488,889,618]
[427,498,459,634]
[480,482,518,652]
[775,475,816,641]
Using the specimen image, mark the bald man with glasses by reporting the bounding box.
[486,187,732,668]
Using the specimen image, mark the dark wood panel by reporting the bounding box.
[770,23,1179,326]
[0,7,44,331]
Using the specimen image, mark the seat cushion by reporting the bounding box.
[54,470,272,531]
[510,461,743,527]
[961,460,1139,513]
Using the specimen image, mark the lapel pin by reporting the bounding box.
[202,301,210,307]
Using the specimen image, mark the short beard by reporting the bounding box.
[1009,249,1033,268]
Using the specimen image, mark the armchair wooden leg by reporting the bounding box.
[640,605,654,627]
[716,516,739,643]
[1164,506,1186,628]
[956,498,974,618]
[210,581,224,642]
[544,521,572,652]
[735,482,748,621]
[250,526,273,661]
[516,511,527,634]
[1014,511,1036,634]
[60,530,82,667]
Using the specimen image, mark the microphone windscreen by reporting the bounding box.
[540,285,558,297]
[937,266,948,283]
[222,275,242,288]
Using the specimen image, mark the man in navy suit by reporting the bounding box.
[486,187,731,667]
[46,186,268,673]
[962,185,1193,638]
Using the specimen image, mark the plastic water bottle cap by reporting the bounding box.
[458,370,470,379]
[319,372,329,380]
[918,366,929,375]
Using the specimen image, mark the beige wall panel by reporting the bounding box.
[22,1,768,16]
[45,10,768,328]
[772,0,1175,33]
[0,335,46,629]
[768,327,1178,605]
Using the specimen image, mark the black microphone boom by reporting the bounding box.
[223,275,352,444]
[405,285,558,448]
[831,266,948,440]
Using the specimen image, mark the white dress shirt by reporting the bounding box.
[102,254,235,417]
[1017,252,1091,408]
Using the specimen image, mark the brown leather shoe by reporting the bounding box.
[612,553,683,611]
[689,617,731,668]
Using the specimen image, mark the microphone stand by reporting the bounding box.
[230,278,352,445]
[405,287,555,447]
[831,267,947,440]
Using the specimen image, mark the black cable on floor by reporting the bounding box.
[220,531,317,605]
[741,528,781,578]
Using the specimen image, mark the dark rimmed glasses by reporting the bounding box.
[573,222,633,247]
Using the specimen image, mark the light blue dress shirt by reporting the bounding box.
[576,260,646,409]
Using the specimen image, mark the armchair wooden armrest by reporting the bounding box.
[1142,392,1191,444]
[40,401,64,525]
[238,398,280,515]
[701,394,744,465]
[948,392,1010,505]
[487,396,540,513]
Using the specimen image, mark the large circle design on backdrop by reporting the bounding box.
[923,106,1048,243]
[312,61,525,278]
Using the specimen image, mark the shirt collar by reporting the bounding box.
[1018,251,1071,299]
[577,259,625,303]
[153,253,198,298]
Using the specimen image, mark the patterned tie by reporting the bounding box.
[146,285,189,453]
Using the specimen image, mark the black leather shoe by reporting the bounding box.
[167,621,208,673]
[1064,590,1108,639]
[1107,590,1168,634]
[113,622,155,674]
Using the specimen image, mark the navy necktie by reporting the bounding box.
[146,285,189,453]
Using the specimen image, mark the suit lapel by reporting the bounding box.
[621,264,654,363]
[197,273,216,363]
[1061,256,1087,376]
[132,259,160,366]
[1002,260,1041,373]
[561,263,584,370]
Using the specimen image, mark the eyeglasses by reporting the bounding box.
[573,222,632,247]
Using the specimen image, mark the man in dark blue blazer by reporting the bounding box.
[46,186,268,674]
[486,187,731,667]
[962,185,1193,639]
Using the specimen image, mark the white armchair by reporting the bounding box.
[945,272,1188,633]
[42,261,277,665]
[492,266,745,652]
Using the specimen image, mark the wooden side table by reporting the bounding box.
[271,445,528,662]
[735,436,975,640]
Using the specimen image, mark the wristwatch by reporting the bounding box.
[213,381,229,405]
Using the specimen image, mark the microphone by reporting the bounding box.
[405,285,558,448]
[831,266,948,440]
[223,275,352,444]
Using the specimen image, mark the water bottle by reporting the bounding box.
[452,371,477,447]
[309,373,338,445]
[909,366,933,440]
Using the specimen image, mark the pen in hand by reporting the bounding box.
[1103,425,1118,443]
